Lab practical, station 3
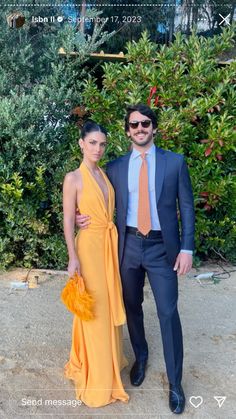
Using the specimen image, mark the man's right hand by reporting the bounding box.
[75,212,91,229]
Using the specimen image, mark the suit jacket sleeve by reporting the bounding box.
[106,162,114,186]
[178,157,195,251]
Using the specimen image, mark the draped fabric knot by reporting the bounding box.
[104,219,126,326]
[107,221,114,230]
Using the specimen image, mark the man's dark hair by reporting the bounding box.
[124,104,157,132]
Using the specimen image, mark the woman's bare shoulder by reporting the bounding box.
[64,168,82,188]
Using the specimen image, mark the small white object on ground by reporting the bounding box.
[10,281,28,290]
[195,272,214,280]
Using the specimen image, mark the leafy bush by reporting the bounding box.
[82,28,236,263]
[0,7,112,269]
[1,8,235,268]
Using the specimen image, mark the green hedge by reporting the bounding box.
[82,29,236,264]
[0,19,235,268]
[0,9,112,269]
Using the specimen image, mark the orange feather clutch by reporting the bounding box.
[61,272,94,321]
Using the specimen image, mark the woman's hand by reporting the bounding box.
[68,257,81,277]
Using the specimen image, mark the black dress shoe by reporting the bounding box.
[130,360,147,386]
[169,384,185,414]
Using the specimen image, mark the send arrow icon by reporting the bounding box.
[214,396,226,408]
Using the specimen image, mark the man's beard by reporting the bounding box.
[130,132,153,147]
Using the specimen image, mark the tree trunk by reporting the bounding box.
[79,1,86,33]
[168,0,176,43]
[229,3,235,24]
[192,4,199,27]
[181,0,192,34]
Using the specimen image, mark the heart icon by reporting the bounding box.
[189,396,203,408]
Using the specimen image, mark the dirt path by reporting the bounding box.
[0,263,235,418]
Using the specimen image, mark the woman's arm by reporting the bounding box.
[63,171,81,276]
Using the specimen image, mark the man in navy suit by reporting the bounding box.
[77,104,195,414]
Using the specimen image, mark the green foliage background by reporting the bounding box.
[0,6,113,269]
[0,7,235,268]
[82,29,236,264]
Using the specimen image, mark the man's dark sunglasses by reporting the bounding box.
[128,120,152,129]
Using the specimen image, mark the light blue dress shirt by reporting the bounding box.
[126,143,192,255]
[127,143,161,230]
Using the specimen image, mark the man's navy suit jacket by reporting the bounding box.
[106,146,195,267]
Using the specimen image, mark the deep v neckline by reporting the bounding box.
[82,162,109,213]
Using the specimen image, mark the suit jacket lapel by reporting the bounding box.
[155,147,166,204]
[119,152,131,212]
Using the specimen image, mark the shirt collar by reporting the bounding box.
[131,143,156,160]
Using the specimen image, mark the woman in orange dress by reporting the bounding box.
[63,120,129,407]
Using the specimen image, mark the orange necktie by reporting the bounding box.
[138,152,151,235]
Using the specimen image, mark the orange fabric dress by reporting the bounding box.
[64,162,129,407]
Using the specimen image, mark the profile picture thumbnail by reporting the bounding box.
[7,12,25,28]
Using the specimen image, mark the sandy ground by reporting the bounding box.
[0,262,236,419]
